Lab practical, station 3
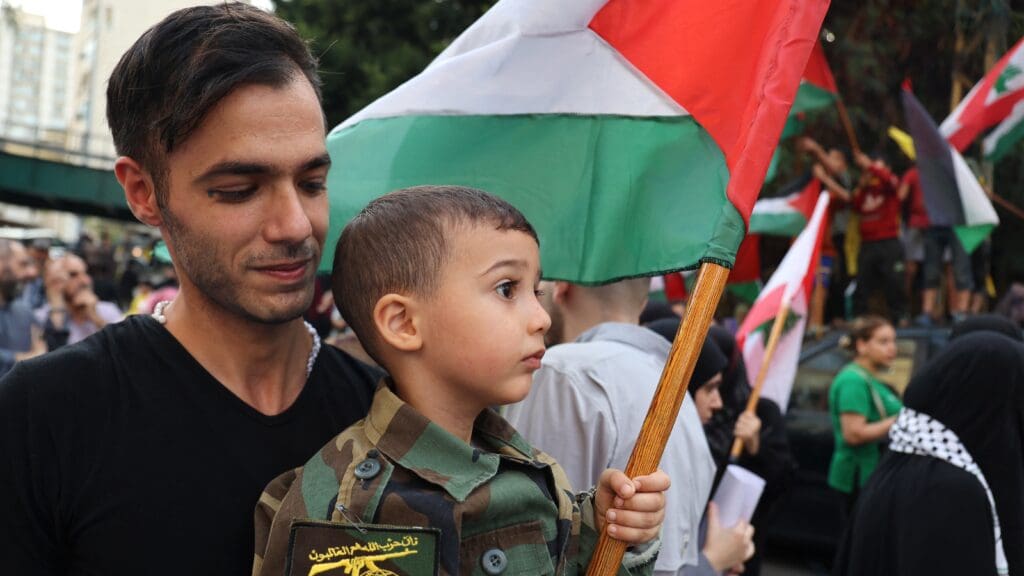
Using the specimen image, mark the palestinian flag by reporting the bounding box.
[940,36,1024,151]
[323,0,830,283]
[780,40,840,140]
[983,99,1024,162]
[737,192,830,412]
[902,87,999,253]
[749,175,821,237]
[727,235,762,304]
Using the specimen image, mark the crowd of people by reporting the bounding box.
[0,233,182,377]
[0,4,1021,576]
[795,135,1005,331]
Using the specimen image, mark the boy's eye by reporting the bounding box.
[496,281,516,299]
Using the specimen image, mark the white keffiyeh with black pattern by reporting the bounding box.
[889,407,1009,575]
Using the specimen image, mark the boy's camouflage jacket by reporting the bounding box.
[253,384,659,576]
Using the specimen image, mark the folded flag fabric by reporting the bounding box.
[737,192,831,412]
[727,234,762,304]
[902,87,999,254]
[940,36,1024,152]
[322,0,830,283]
[983,99,1024,162]
[750,175,821,237]
[887,125,916,161]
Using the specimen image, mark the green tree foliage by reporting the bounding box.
[273,0,493,128]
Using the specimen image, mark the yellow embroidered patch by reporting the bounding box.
[285,521,440,576]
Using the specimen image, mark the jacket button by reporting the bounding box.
[353,458,381,480]
[480,548,507,575]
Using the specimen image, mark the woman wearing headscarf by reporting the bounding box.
[704,325,794,576]
[827,315,902,507]
[647,319,756,575]
[834,331,1024,575]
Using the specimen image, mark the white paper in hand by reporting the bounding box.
[712,464,766,529]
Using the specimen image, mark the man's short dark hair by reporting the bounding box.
[106,2,321,203]
[332,185,538,363]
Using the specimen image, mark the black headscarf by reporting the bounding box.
[836,332,1024,575]
[645,318,727,393]
[903,332,1024,574]
[640,301,678,325]
[950,313,1023,342]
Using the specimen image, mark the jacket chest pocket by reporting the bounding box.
[459,520,555,575]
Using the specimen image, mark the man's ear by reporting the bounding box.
[115,157,162,227]
[373,294,422,352]
[552,281,572,305]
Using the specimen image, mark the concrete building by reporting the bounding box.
[0,10,75,147]
[69,0,251,161]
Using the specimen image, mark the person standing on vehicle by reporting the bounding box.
[827,315,902,510]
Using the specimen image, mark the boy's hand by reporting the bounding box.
[594,468,669,544]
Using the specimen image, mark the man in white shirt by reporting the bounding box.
[505,278,716,575]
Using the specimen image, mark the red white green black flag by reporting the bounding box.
[323,0,830,283]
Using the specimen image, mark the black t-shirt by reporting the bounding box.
[0,315,380,575]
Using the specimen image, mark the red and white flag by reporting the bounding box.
[736,192,831,412]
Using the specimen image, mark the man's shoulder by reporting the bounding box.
[541,333,663,382]
[544,338,647,366]
[0,319,145,416]
[316,344,385,384]
[2,317,142,385]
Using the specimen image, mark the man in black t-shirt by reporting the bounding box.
[0,5,381,575]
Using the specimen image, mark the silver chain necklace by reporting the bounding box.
[151,300,322,379]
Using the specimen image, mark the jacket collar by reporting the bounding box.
[576,321,671,357]
[364,382,540,502]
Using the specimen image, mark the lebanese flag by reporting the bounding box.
[902,87,999,253]
[983,99,1024,162]
[737,192,830,412]
[749,176,821,237]
[322,0,830,283]
[940,36,1024,151]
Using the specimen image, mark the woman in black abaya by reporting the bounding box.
[834,330,1024,575]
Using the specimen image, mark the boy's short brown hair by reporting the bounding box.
[332,185,538,364]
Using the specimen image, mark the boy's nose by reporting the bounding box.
[529,297,552,334]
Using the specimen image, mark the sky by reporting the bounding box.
[11,0,274,33]
[11,0,82,32]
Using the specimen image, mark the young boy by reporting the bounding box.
[253,186,668,576]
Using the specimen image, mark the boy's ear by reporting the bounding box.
[373,294,422,352]
[115,156,162,227]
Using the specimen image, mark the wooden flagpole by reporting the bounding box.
[983,186,1024,223]
[730,301,791,459]
[834,97,862,156]
[586,262,730,576]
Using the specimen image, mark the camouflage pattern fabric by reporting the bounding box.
[254,383,657,576]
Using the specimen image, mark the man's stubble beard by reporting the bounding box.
[160,205,318,325]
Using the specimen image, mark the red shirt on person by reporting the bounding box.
[901,167,931,229]
[853,164,901,242]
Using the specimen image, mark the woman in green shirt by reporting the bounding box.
[827,315,903,504]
